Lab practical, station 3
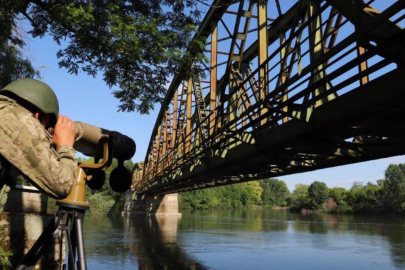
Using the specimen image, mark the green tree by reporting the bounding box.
[259,178,290,206]
[179,181,264,210]
[364,182,383,209]
[345,182,382,213]
[244,181,263,205]
[0,0,207,113]
[328,187,347,206]
[308,181,328,209]
[382,163,405,213]
[346,187,366,211]
[179,189,211,209]
[0,41,40,88]
[290,184,310,210]
[328,187,351,212]
[351,181,364,190]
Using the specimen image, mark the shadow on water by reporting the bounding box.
[83,214,208,270]
[123,215,208,270]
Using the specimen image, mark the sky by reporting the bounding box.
[21,1,405,192]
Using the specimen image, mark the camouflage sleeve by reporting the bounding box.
[56,145,76,164]
[17,127,77,199]
[55,144,77,193]
[0,101,76,199]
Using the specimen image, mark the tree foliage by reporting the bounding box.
[289,184,310,210]
[289,181,385,213]
[286,162,405,214]
[383,164,405,213]
[308,181,328,208]
[0,41,40,88]
[328,187,347,206]
[245,181,263,204]
[259,178,290,206]
[0,0,207,113]
[179,179,288,210]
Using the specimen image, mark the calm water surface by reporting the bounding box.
[83,209,405,269]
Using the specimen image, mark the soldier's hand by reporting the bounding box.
[53,115,75,148]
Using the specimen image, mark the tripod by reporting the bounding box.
[15,201,89,270]
[16,140,112,270]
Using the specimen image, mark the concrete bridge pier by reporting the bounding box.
[123,192,182,217]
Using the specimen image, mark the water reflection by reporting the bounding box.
[123,215,208,270]
[83,210,405,270]
[288,212,405,269]
[179,208,289,232]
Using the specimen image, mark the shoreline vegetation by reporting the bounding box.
[180,163,405,215]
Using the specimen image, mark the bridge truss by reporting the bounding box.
[134,0,405,195]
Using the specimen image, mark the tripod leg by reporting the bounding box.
[67,210,87,270]
[66,229,76,270]
[75,215,87,270]
[15,212,62,270]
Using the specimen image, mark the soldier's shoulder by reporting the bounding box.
[0,95,16,103]
[0,97,46,139]
[0,95,17,109]
[0,101,33,125]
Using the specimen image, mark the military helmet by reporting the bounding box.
[0,78,59,124]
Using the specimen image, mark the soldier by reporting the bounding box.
[0,78,76,204]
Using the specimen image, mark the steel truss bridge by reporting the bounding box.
[133,0,405,195]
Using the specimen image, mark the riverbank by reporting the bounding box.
[181,203,404,216]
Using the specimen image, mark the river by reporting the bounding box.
[83,209,405,269]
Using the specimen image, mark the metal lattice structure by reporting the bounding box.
[134,0,405,195]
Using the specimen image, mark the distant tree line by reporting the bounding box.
[179,179,290,209]
[289,163,405,213]
[180,163,405,214]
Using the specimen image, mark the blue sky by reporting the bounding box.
[22,3,405,192]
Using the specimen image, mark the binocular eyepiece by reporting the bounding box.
[71,121,136,193]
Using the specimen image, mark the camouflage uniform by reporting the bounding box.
[0,95,76,199]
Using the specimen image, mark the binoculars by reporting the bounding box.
[68,122,136,193]
[73,121,136,161]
